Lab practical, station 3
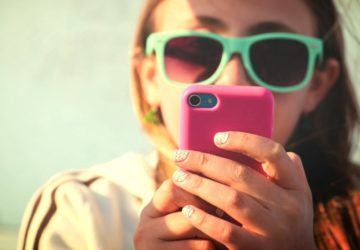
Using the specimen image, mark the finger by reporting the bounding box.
[172,168,271,233]
[159,239,216,250]
[213,132,301,189]
[142,179,213,218]
[135,229,215,250]
[181,205,263,250]
[138,211,209,240]
[287,152,312,196]
[174,150,285,208]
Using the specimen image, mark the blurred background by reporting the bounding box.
[0,0,359,249]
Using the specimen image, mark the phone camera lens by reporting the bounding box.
[189,95,201,107]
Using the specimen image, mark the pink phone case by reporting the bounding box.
[180,85,274,173]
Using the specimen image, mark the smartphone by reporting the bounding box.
[179,85,274,173]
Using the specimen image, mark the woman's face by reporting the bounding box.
[141,0,325,146]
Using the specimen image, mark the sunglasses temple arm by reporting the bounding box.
[145,35,155,56]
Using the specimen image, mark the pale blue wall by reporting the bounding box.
[0,0,359,230]
[0,0,151,228]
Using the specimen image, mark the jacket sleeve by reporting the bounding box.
[17,170,139,250]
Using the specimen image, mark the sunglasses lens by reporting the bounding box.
[164,36,223,83]
[250,39,308,87]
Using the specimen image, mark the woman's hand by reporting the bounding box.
[172,132,316,250]
[134,178,217,250]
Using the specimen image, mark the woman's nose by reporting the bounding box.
[215,55,252,86]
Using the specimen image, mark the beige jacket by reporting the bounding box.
[17,152,157,250]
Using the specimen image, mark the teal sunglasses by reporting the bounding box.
[146,30,324,92]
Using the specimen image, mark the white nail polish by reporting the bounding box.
[173,169,188,182]
[173,150,189,162]
[182,205,194,218]
[214,132,229,145]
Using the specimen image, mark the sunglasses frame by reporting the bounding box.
[146,30,323,93]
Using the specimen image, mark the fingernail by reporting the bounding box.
[262,163,272,178]
[182,205,194,218]
[173,169,188,182]
[173,150,189,162]
[214,132,229,145]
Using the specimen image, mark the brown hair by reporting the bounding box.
[287,0,360,201]
[297,1,360,248]
[130,0,177,185]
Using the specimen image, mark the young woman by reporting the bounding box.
[18,0,360,249]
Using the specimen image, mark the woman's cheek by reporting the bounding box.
[159,83,183,146]
[272,91,308,145]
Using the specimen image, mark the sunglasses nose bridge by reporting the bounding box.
[227,38,246,58]
[226,37,252,72]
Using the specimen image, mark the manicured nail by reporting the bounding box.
[173,169,188,182]
[216,208,225,218]
[262,163,272,178]
[214,132,229,145]
[173,150,189,162]
[182,205,194,218]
